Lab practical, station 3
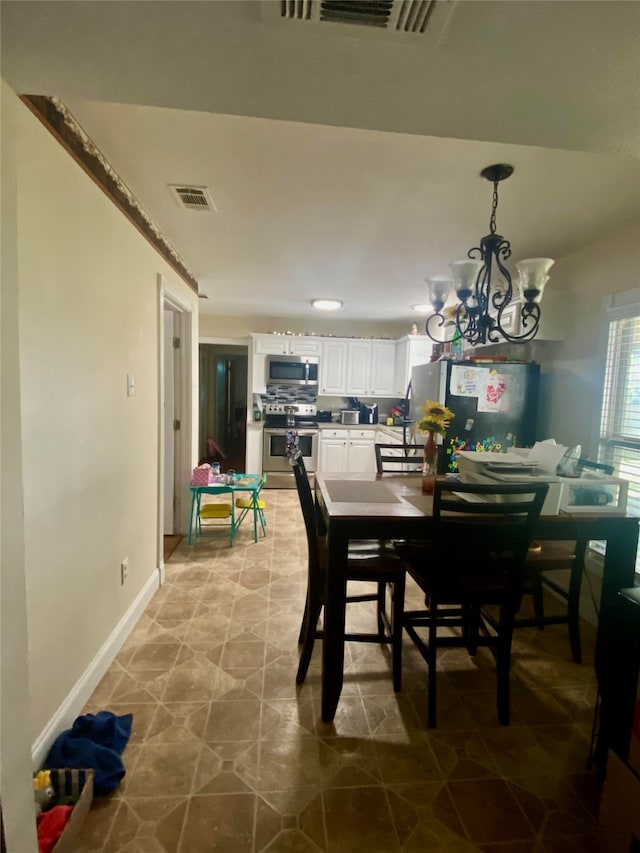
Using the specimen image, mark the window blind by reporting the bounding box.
[599,311,640,577]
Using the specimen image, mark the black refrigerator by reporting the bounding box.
[408,360,540,473]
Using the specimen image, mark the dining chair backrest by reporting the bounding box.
[430,480,549,593]
[375,443,424,475]
[286,434,320,573]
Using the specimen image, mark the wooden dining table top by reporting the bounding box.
[314,472,639,535]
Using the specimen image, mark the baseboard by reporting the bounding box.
[31,565,161,769]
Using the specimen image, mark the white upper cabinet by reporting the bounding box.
[394,335,433,396]
[346,341,370,396]
[346,340,396,397]
[253,334,323,356]
[320,339,348,395]
[321,339,395,397]
[461,290,569,352]
[368,341,397,396]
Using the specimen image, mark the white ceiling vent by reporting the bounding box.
[169,185,216,212]
[275,0,453,36]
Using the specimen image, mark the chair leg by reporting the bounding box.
[427,605,438,727]
[463,604,481,656]
[376,582,386,636]
[531,574,546,629]
[567,542,585,664]
[391,575,405,693]
[496,605,516,726]
[298,590,310,645]
[296,597,323,685]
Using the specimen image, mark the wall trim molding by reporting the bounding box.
[20,94,199,295]
[31,567,160,769]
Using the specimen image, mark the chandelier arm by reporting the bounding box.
[424,312,458,344]
[496,302,541,343]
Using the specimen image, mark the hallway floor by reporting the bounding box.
[75,489,604,852]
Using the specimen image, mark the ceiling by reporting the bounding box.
[2,0,639,323]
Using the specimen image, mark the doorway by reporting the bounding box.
[159,279,194,570]
[199,343,248,472]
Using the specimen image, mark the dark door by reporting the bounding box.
[199,343,248,471]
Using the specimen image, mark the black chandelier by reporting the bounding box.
[423,164,554,347]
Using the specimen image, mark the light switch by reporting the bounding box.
[127,373,135,396]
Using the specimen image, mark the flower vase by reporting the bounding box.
[422,431,438,495]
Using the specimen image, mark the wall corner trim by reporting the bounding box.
[19,94,199,295]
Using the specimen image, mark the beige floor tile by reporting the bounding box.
[179,793,256,852]
[323,785,400,852]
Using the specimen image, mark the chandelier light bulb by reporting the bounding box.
[425,276,452,313]
[515,258,555,303]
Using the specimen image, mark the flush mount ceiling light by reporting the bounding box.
[411,304,432,314]
[311,299,343,311]
[423,164,554,347]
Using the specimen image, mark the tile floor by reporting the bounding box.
[74,489,606,852]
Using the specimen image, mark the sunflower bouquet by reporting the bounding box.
[416,400,455,436]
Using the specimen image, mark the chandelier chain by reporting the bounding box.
[489,180,499,235]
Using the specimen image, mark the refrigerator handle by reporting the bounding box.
[403,380,412,446]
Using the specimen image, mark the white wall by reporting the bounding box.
[535,220,640,455]
[1,79,39,853]
[1,83,199,848]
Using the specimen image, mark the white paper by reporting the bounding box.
[527,441,568,473]
[449,365,486,397]
[477,371,510,413]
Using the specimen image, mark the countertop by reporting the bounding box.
[249,421,406,439]
[318,423,405,437]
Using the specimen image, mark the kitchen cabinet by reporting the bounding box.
[320,339,347,395]
[461,290,569,352]
[253,334,323,356]
[369,341,397,396]
[320,339,395,397]
[318,428,376,473]
[394,335,433,396]
[374,427,422,472]
[348,341,397,397]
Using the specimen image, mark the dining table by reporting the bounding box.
[314,472,639,763]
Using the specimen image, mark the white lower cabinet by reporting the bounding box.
[319,429,376,473]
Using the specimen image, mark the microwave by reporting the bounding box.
[266,355,319,387]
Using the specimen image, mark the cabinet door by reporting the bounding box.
[394,336,432,396]
[369,341,396,396]
[289,337,323,356]
[253,334,290,355]
[394,338,409,396]
[346,341,371,396]
[347,438,375,472]
[320,340,347,395]
[319,437,348,473]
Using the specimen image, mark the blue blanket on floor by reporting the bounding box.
[45,711,133,794]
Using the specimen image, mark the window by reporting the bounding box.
[599,294,640,577]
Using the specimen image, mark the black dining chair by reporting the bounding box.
[397,479,548,727]
[516,458,615,664]
[286,436,406,690]
[375,442,425,475]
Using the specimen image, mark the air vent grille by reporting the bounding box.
[280,0,437,33]
[169,185,216,212]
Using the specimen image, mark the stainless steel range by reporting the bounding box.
[262,403,318,488]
